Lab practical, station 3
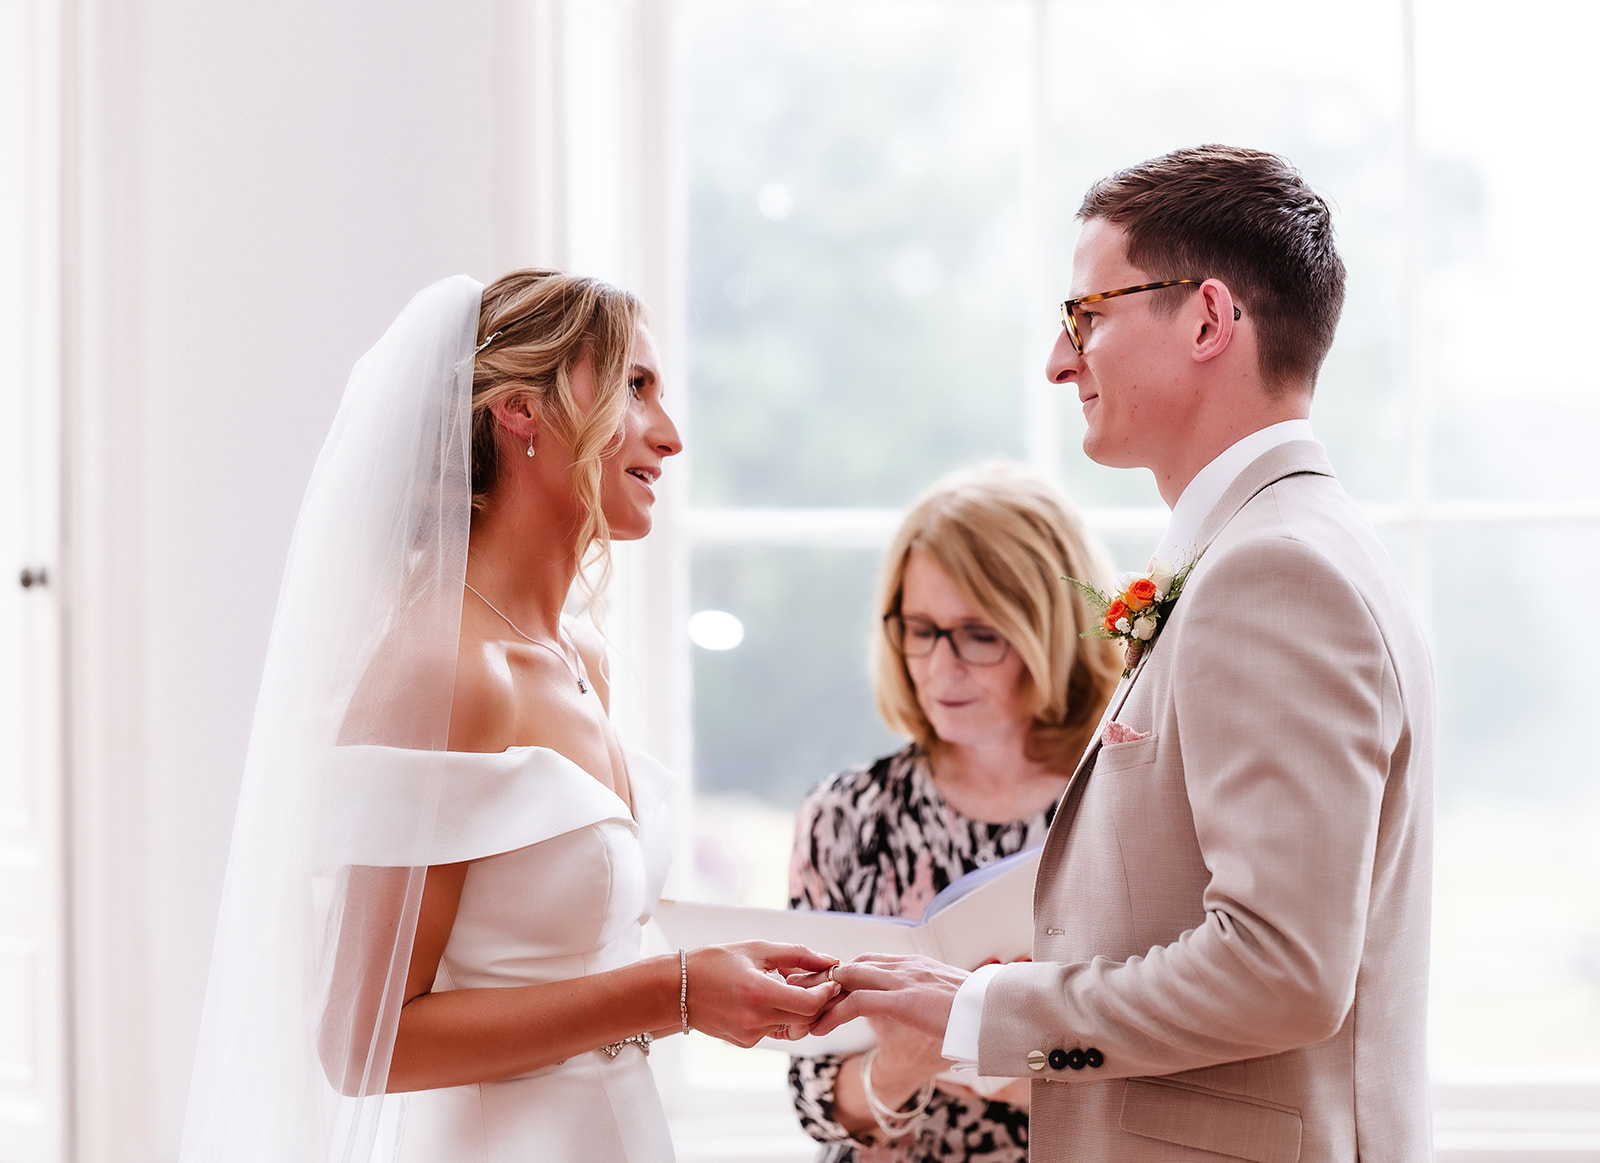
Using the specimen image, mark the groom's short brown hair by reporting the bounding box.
[1079,145,1345,395]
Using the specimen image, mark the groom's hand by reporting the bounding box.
[807,953,969,1043]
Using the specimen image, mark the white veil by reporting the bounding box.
[180,276,483,1162]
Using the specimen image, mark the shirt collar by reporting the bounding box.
[1151,419,1315,567]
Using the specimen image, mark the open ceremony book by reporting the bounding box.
[654,846,1040,1057]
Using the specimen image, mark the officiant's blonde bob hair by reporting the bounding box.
[873,463,1122,772]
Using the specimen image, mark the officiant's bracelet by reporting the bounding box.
[860,1046,935,1139]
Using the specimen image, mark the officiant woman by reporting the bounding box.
[786,462,1121,1162]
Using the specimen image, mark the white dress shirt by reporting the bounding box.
[940,419,1316,1069]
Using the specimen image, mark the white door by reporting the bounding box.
[0,1,71,1159]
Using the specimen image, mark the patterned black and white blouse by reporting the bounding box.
[786,743,1055,1163]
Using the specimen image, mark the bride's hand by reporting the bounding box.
[685,942,840,1048]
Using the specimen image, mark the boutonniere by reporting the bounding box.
[1066,559,1194,677]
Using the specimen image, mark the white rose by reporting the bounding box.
[1115,616,1132,634]
[1114,570,1142,593]
[1148,559,1177,598]
[1132,615,1158,641]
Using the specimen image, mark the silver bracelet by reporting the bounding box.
[859,1046,935,1139]
[679,948,690,1034]
[600,1031,653,1058]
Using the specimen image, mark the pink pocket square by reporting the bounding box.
[1102,722,1151,745]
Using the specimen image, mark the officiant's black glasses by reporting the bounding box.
[1059,280,1240,354]
[883,614,1012,666]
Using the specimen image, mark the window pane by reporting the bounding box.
[689,543,898,809]
[682,1,1032,507]
[1042,0,1409,505]
[1417,0,1600,503]
[1430,522,1600,1069]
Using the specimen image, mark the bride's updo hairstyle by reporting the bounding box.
[471,269,643,591]
[872,462,1123,772]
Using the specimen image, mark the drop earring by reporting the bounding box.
[526,436,536,459]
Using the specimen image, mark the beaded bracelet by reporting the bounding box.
[859,1046,935,1139]
[679,948,690,1034]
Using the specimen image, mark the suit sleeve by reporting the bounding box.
[978,533,1395,1078]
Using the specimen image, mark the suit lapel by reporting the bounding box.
[1042,440,1337,850]
[1038,649,1155,899]
[1191,439,1333,558]
[1037,440,1340,921]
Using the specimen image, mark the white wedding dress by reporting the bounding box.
[330,743,678,1162]
[181,277,693,1163]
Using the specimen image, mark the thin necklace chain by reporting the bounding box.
[463,582,590,694]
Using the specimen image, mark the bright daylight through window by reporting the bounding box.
[668,0,1600,1122]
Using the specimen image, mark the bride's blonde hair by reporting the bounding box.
[471,269,643,599]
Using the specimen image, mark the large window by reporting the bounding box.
[644,0,1600,1155]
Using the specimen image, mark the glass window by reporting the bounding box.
[682,1,1032,509]
[1430,522,1600,1067]
[668,0,1600,1125]
[689,545,895,821]
[1416,0,1600,505]
[1038,0,1409,506]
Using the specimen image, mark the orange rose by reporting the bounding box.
[1104,598,1129,632]
[1123,577,1159,611]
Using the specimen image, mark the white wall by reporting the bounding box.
[82,2,510,1154]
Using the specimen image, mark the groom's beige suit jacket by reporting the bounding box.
[978,441,1434,1161]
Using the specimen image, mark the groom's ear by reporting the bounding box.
[1190,278,1238,364]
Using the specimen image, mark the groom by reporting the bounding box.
[817,146,1435,1159]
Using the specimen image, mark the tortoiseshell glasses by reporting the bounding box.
[1057,280,1201,354]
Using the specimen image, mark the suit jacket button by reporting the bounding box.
[1085,1048,1105,1068]
[1026,1050,1047,1072]
[1065,1048,1087,1070]
[1047,1049,1070,1071]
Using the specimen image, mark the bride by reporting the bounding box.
[179,271,837,1162]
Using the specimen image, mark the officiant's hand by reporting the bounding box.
[807,952,969,1043]
[684,941,840,1049]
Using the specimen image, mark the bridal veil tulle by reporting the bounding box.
[180,277,482,1162]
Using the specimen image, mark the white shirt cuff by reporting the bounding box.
[941,961,1005,1070]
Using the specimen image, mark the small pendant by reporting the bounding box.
[577,676,590,694]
